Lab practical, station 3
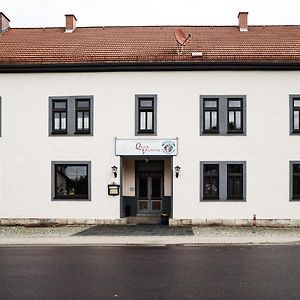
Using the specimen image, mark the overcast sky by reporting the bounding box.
[1,0,300,28]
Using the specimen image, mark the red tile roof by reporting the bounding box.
[1,25,300,65]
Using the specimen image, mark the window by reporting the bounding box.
[227,164,243,199]
[203,164,219,199]
[203,99,219,133]
[200,95,246,135]
[52,100,67,134]
[49,96,93,136]
[52,161,91,200]
[292,164,300,199]
[75,99,91,133]
[290,96,300,134]
[227,99,243,133]
[135,95,157,135]
[290,162,300,200]
[201,161,246,201]
[0,97,2,137]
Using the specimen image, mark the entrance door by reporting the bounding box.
[137,174,162,213]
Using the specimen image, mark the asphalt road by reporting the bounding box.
[0,246,299,300]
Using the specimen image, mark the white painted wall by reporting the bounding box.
[0,70,300,220]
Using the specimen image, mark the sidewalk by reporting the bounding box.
[0,225,300,246]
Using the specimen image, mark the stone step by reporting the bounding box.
[127,216,161,225]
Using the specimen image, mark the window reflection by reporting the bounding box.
[55,165,88,199]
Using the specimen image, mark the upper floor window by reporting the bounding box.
[52,100,67,134]
[200,95,246,135]
[227,99,243,133]
[49,96,93,136]
[290,96,300,134]
[135,95,157,135]
[75,99,91,134]
[203,99,219,133]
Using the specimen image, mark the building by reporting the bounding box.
[1,12,300,226]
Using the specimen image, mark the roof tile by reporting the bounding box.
[1,25,300,64]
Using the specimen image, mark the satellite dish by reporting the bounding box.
[175,28,191,46]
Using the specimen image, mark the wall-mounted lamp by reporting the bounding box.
[111,165,118,178]
[175,165,181,178]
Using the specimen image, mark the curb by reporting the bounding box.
[0,241,300,247]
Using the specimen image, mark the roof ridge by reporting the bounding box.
[7,24,300,31]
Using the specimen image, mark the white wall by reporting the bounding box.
[0,70,300,219]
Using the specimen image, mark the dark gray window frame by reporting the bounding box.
[289,95,300,135]
[75,99,91,134]
[202,98,219,134]
[49,96,93,136]
[227,98,244,133]
[51,161,91,201]
[227,163,244,199]
[51,99,68,134]
[135,94,157,136]
[203,164,220,199]
[200,161,246,201]
[289,161,300,201]
[200,95,246,136]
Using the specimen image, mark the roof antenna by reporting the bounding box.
[175,28,191,55]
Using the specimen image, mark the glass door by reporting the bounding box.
[137,175,149,212]
[137,174,162,213]
[150,175,162,212]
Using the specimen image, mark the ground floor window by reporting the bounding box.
[52,161,91,200]
[227,164,243,199]
[203,164,219,199]
[201,161,246,201]
[291,162,300,200]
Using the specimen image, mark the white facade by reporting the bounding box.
[1,70,300,222]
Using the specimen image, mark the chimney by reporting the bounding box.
[65,14,77,33]
[0,12,10,32]
[238,12,248,32]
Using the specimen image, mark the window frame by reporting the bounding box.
[203,164,220,200]
[289,161,300,201]
[227,98,244,133]
[52,99,68,134]
[290,95,300,134]
[227,164,244,200]
[51,161,91,201]
[49,96,93,136]
[135,95,157,136]
[200,161,246,202]
[200,95,246,136]
[203,98,219,134]
[75,99,91,134]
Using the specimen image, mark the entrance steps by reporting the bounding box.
[127,216,161,225]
